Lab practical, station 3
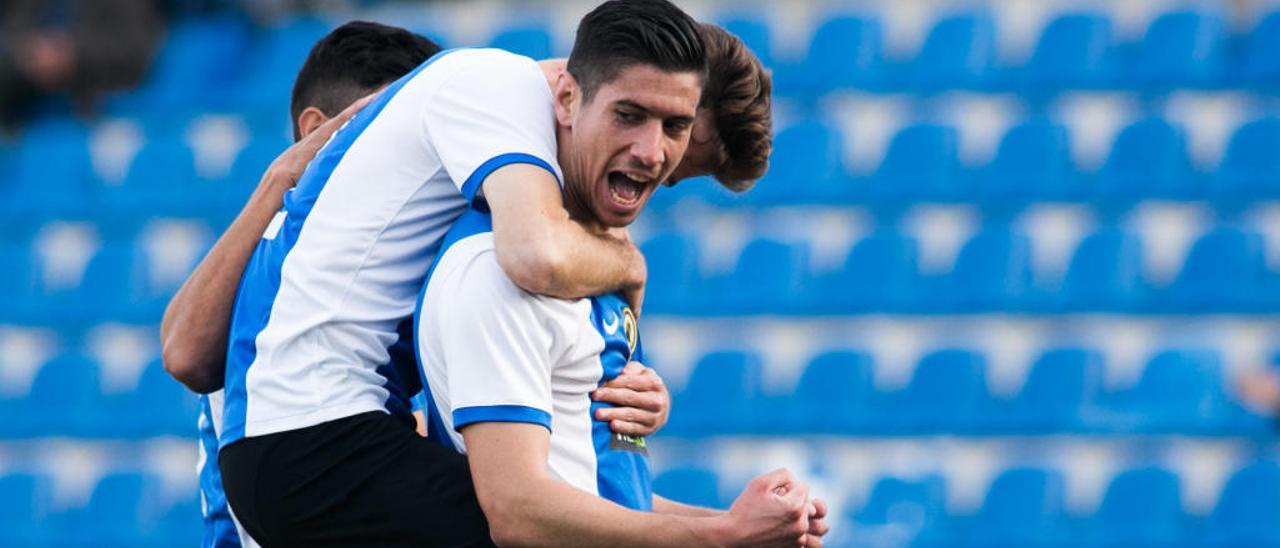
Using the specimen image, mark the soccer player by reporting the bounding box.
[410,5,827,545]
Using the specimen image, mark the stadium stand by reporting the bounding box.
[4,2,1280,546]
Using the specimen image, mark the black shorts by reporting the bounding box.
[219,411,494,548]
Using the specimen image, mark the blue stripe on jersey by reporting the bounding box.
[220,49,456,448]
[461,153,560,203]
[454,405,552,431]
[198,397,242,548]
[588,294,653,511]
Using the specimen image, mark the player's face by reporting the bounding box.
[566,64,702,227]
[666,108,724,186]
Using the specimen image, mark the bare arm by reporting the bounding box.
[654,495,722,518]
[462,422,810,548]
[484,167,647,311]
[160,96,372,393]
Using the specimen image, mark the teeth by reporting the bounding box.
[623,173,648,185]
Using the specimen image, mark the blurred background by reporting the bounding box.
[3,0,1280,546]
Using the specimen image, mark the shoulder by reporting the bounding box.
[425,231,583,324]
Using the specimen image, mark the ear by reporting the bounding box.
[296,106,330,139]
[552,70,578,127]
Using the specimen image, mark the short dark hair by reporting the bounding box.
[566,0,707,102]
[290,21,441,140]
[700,23,773,191]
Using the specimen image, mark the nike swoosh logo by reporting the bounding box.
[602,312,620,335]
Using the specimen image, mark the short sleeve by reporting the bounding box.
[422,240,570,433]
[422,50,561,202]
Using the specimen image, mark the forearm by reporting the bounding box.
[159,173,289,392]
[654,495,723,518]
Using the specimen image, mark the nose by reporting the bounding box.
[630,123,665,170]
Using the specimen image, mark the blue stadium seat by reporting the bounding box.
[667,351,764,435]
[0,473,52,546]
[782,351,876,433]
[890,349,991,433]
[653,467,723,509]
[56,472,161,546]
[824,229,920,312]
[216,138,290,222]
[980,118,1073,201]
[1096,118,1193,200]
[105,358,199,437]
[234,17,332,109]
[78,242,144,324]
[1060,227,1147,311]
[941,227,1033,311]
[1088,467,1185,546]
[1205,460,1280,546]
[776,16,883,95]
[0,243,35,323]
[158,494,202,546]
[719,16,774,69]
[1214,117,1280,199]
[967,468,1066,546]
[105,141,202,220]
[638,233,701,315]
[1241,12,1280,85]
[119,15,250,112]
[17,351,103,437]
[752,120,849,204]
[487,24,554,59]
[909,13,996,89]
[1165,227,1271,312]
[6,118,94,222]
[1112,349,1229,433]
[719,239,810,314]
[1021,13,1114,89]
[870,124,961,202]
[1128,11,1226,88]
[848,475,948,545]
[1004,348,1104,433]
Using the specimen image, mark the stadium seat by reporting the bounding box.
[6,117,94,222]
[638,233,702,315]
[869,124,962,202]
[848,475,949,545]
[782,351,877,433]
[55,472,161,546]
[667,351,764,435]
[0,473,52,546]
[0,243,36,323]
[1128,11,1226,88]
[775,15,884,95]
[78,242,145,324]
[487,23,554,59]
[104,358,199,437]
[119,15,250,113]
[718,15,774,69]
[158,494,203,546]
[215,138,290,223]
[966,468,1067,546]
[1165,227,1271,312]
[16,351,104,437]
[753,119,850,204]
[1087,467,1185,546]
[718,238,811,314]
[1020,13,1114,90]
[1111,349,1229,433]
[890,349,991,433]
[1241,12,1280,85]
[823,228,921,312]
[1214,117,1280,199]
[653,467,723,509]
[941,227,1033,311]
[1003,348,1104,433]
[1095,118,1194,200]
[234,16,332,109]
[1204,460,1280,546]
[979,118,1074,202]
[1059,227,1147,311]
[909,13,996,89]
[105,141,202,220]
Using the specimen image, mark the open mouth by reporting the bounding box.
[607,171,649,208]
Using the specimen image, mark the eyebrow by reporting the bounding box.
[616,100,695,125]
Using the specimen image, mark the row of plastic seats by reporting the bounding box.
[642,225,1280,315]
[744,10,1280,95]
[655,460,1280,546]
[662,348,1269,436]
[649,115,1280,210]
[0,354,197,439]
[0,471,198,546]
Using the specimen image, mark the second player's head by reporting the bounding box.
[556,0,707,228]
[289,21,441,141]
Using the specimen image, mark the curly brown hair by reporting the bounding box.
[700,22,773,191]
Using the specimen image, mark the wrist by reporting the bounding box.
[691,514,736,548]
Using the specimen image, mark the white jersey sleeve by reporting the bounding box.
[422,234,579,432]
[421,50,562,202]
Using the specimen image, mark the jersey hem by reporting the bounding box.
[453,405,552,432]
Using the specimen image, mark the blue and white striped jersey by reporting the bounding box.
[197,391,258,548]
[221,48,561,449]
[414,208,652,511]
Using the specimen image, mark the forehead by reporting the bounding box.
[592,64,702,117]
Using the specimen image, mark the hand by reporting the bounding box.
[803,498,829,547]
[716,469,810,548]
[263,92,377,190]
[592,362,669,436]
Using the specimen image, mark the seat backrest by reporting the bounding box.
[1024,13,1113,87]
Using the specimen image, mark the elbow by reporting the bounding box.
[497,240,569,297]
[479,490,541,547]
[161,341,220,394]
